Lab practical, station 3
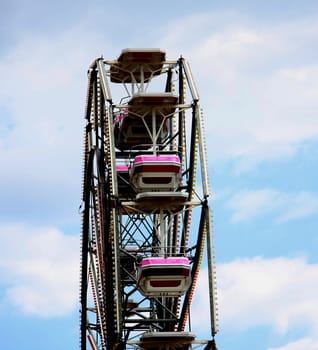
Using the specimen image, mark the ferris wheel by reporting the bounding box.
[80,49,218,350]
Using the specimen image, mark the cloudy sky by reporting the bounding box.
[1,1,318,349]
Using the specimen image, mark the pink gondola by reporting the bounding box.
[130,154,181,192]
[137,257,191,297]
[140,332,195,350]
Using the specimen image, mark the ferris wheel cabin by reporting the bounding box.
[137,257,191,297]
[130,154,182,192]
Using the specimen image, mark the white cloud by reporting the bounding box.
[268,337,318,350]
[191,257,318,343]
[159,13,318,169]
[225,189,281,222]
[0,23,113,225]
[225,189,318,223]
[0,28,88,160]
[0,16,122,179]
[0,223,79,317]
[276,192,318,222]
[1,13,317,229]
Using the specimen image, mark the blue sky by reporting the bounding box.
[1,1,318,349]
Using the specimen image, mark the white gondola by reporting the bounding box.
[135,192,188,213]
[130,154,181,192]
[114,108,168,150]
[127,92,178,121]
[110,48,166,84]
[114,92,177,150]
[137,257,191,297]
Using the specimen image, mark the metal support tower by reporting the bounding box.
[80,49,218,350]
